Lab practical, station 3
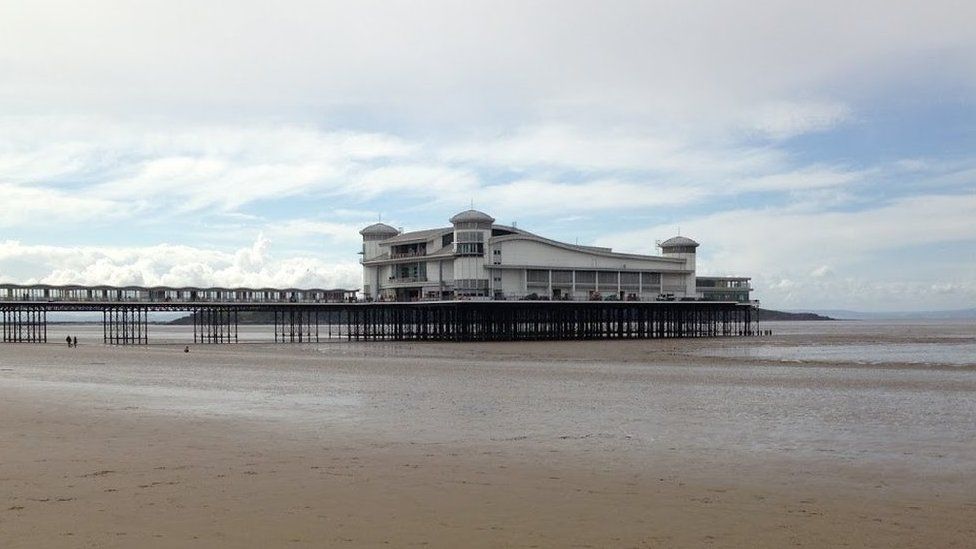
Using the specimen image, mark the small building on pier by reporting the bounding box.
[361,210,753,302]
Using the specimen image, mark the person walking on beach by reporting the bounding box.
[73,336,78,348]
[66,336,72,348]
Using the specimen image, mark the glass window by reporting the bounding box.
[552,270,572,284]
[642,272,661,285]
[574,271,596,284]
[456,243,484,256]
[457,231,484,243]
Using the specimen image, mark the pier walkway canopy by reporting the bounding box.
[0,283,357,304]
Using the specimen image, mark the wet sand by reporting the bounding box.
[2,325,975,548]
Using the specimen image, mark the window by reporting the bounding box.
[456,231,484,243]
[552,270,572,284]
[574,271,596,284]
[456,243,484,256]
[391,242,426,258]
[642,272,661,285]
[526,270,548,284]
[455,221,492,230]
[441,233,454,247]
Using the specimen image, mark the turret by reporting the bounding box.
[660,236,699,296]
[360,222,399,300]
[359,223,399,261]
[449,209,495,296]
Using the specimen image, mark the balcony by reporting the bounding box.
[697,284,753,291]
[390,250,427,259]
[387,276,428,284]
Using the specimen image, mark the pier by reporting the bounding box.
[0,283,757,344]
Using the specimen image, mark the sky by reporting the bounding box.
[0,1,974,312]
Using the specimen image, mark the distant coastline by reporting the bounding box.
[755,308,835,321]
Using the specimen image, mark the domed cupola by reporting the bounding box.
[359,223,400,239]
[660,236,699,254]
[449,209,495,225]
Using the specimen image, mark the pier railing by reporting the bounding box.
[0,283,357,305]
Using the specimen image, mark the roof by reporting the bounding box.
[660,236,700,248]
[359,222,400,237]
[489,233,684,263]
[449,209,495,224]
[378,227,453,245]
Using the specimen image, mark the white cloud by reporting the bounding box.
[0,3,973,311]
[442,124,782,175]
[745,101,852,140]
[0,117,427,218]
[265,219,367,246]
[0,183,124,227]
[810,265,834,278]
[734,166,868,192]
[0,237,362,290]
[481,178,704,217]
[2,2,973,127]
[599,193,976,310]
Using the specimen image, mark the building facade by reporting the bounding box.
[360,210,752,302]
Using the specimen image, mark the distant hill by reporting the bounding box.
[756,308,835,321]
[794,308,976,320]
[169,310,349,325]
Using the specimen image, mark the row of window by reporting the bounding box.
[526,270,664,286]
[455,279,489,289]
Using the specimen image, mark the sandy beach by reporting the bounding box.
[2,321,975,548]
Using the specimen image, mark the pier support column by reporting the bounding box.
[1,306,48,343]
[102,306,149,345]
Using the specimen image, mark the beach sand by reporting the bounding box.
[1,326,975,548]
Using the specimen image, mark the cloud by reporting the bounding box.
[810,265,834,278]
[0,236,362,290]
[0,117,425,219]
[481,178,704,216]
[599,193,976,310]
[0,3,973,312]
[0,183,124,227]
[2,1,973,127]
[734,166,868,192]
[265,219,367,246]
[745,101,852,140]
[442,124,782,175]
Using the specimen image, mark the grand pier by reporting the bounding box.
[0,283,757,344]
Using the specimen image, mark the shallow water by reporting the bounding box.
[701,342,976,365]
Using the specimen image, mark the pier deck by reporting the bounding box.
[1,297,756,344]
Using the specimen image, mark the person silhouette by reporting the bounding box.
[73,336,78,348]
[66,336,72,347]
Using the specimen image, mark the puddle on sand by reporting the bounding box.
[699,342,976,366]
